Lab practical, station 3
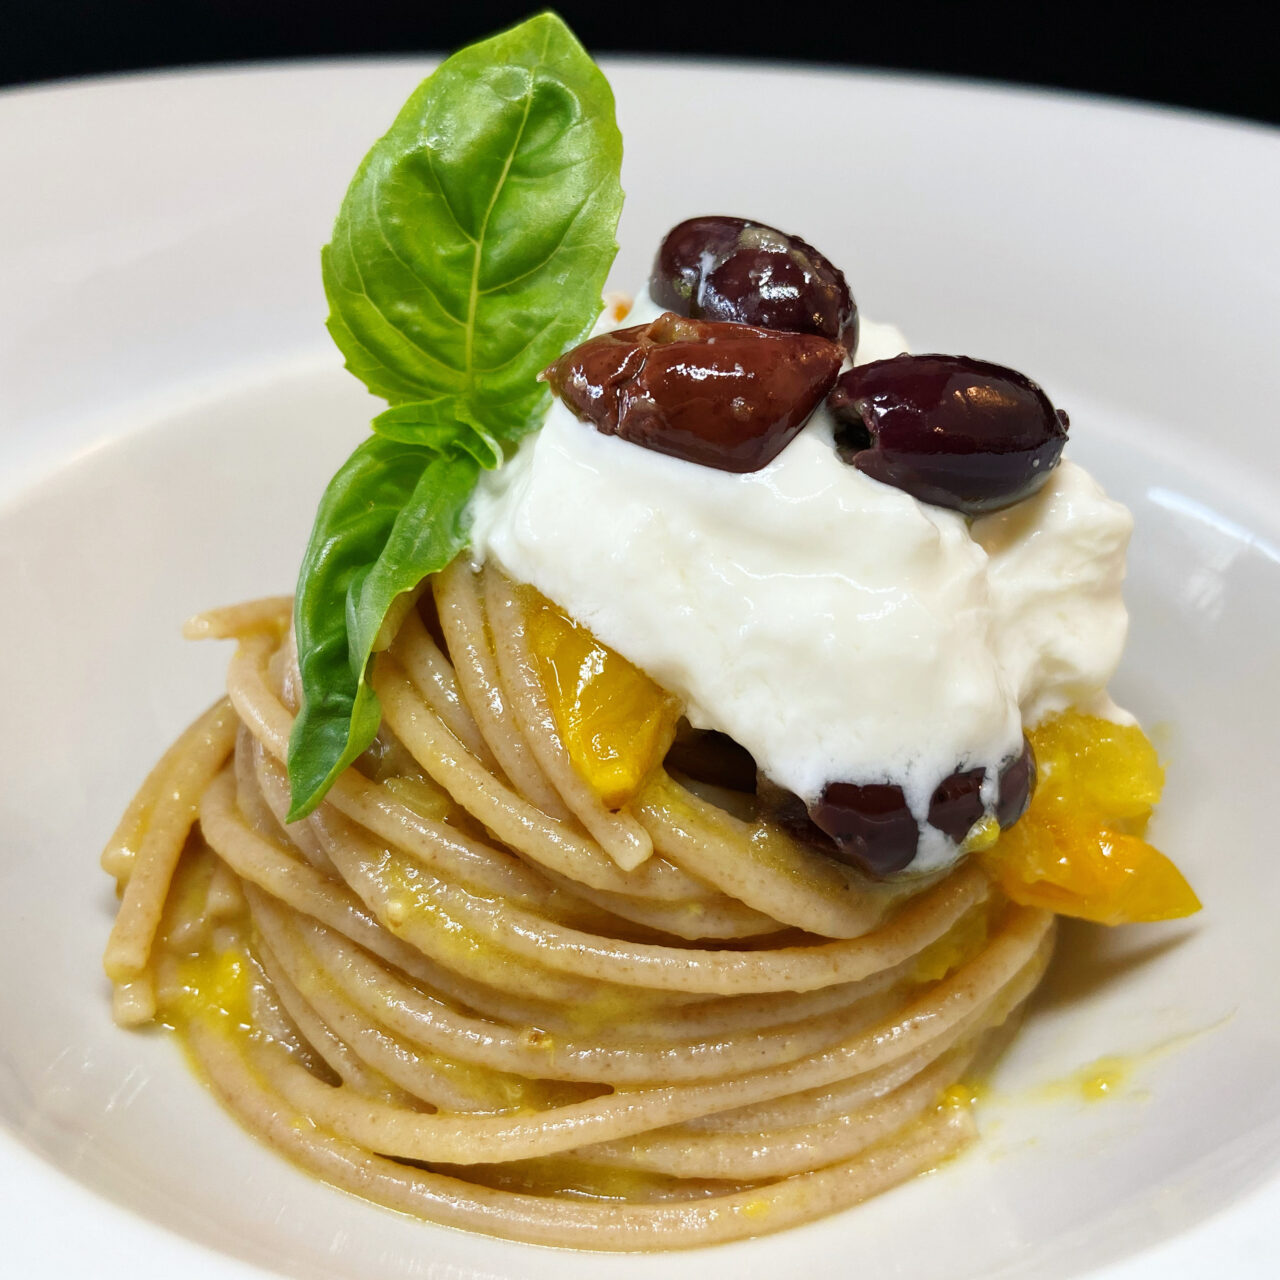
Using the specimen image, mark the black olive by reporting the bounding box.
[996,739,1037,828]
[808,781,919,877]
[927,767,987,843]
[828,354,1069,514]
[544,312,842,473]
[651,215,858,354]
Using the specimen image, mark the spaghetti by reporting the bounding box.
[102,562,1054,1249]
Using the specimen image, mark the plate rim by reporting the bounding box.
[2,55,1278,1280]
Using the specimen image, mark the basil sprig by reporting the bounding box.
[287,13,623,820]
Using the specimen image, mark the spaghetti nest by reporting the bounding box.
[101,560,1054,1250]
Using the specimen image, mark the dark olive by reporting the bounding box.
[664,727,758,793]
[808,781,919,877]
[543,312,842,473]
[755,776,916,877]
[828,354,1069,514]
[927,767,986,843]
[758,750,1035,879]
[996,739,1036,828]
[651,216,858,355]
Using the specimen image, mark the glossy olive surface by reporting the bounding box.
[995,738,1037,828]
[651,215,858,354]
[828,354,1069,514]
[544,312,842,473]
[769,741,1036,878]
[808,781,920,876]
[927,767,986,843]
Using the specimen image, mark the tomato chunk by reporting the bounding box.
[977,712,1199,925]
[524,591,680,809]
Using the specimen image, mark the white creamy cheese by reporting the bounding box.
[972,459,1133,725]
[469,295,1132,873]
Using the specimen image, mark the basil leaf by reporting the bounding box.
[287,436,478,820]
[288,13,623,819]
[321,10,624,438]
[371,400,504,468]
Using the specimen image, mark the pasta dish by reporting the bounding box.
[100,13,1198,1250]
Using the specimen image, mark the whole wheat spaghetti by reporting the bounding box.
[102,562,1054,1249]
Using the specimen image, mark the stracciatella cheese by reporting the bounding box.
[973,460,1133,725]
[470,297,1132,873]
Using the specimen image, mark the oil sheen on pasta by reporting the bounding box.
[102,557,1196,1248]
[102,573,1064,1248]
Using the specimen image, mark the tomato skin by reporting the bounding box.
[526,590,680,810]
[977,713,1199,925]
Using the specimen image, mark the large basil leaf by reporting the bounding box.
[288,14,623,819]
[371,400,503,465]
[321,10,624,438]
[288,434,480,819]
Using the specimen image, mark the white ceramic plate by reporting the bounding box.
[2,58,1279,1280]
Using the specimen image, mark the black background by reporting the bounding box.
[4,1,1278,127]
